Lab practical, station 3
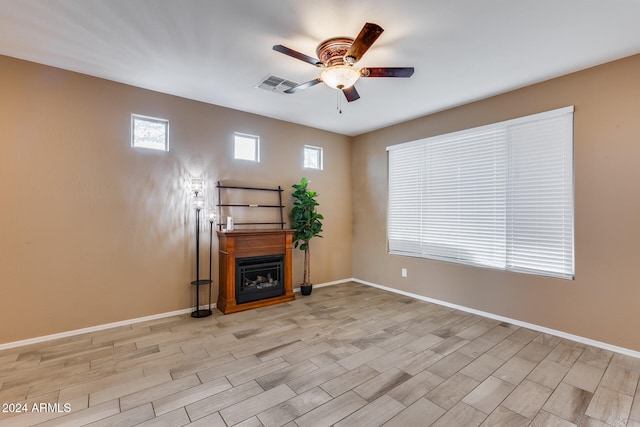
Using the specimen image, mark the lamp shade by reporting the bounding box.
[208,211,216,223]
[191,177,204,194]
[321,65,360,89]
[193,195,205,210]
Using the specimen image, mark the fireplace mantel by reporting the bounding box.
[217,229,295,314]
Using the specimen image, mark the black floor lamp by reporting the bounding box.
[191,178,212,318]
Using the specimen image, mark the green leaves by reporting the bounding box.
[290,177,323,286]
[290,177,323,248]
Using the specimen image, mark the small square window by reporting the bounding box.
[304,145,323,170]
[234,133,260,162]
[131,114,169,151]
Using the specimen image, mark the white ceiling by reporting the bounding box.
[1,0,639,136]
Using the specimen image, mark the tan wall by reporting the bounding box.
[4,51,639,351]
[352,54,640,352]
[0,55,352,344]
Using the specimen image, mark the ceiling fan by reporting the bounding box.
[273,23,414,102]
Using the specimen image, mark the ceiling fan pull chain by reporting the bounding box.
[337,89,342,114]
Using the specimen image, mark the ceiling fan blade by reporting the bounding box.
[345,23,384,63]
[360,67,415,78]
[342,86,360,102]
[273,44,324,67]
[284,78,323,94]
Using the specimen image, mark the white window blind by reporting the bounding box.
[387,106,574,279]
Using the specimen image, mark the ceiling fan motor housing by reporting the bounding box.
[316,37,354,67]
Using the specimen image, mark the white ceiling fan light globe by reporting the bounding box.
[321,65,360,89]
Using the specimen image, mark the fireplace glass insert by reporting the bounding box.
[235,254,285,304]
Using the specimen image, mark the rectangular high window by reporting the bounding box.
[387,106,574,279]
[234,132,260,162]
[303,145,323,170]
[131,114,169,151]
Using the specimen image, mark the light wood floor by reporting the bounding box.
[2,282,640,426]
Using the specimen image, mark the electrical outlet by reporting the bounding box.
[401,268,407,277]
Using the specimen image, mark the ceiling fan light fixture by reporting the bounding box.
[274,23,413,103]
[321,65,360,89]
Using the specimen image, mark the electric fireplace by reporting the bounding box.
[217,229,294,314]
[236,254,284,303]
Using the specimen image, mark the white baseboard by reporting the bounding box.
[3,277,639,360]
[0,304,216,351]
[350,278,640,360]
[293,278,354,293]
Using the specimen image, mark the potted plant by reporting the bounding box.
[290,177,323,295]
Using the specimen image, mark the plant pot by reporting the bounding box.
[300,285,313,296]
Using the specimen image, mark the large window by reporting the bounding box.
[387,106,574,279]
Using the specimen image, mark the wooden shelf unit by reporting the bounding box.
[216,182,285,231]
